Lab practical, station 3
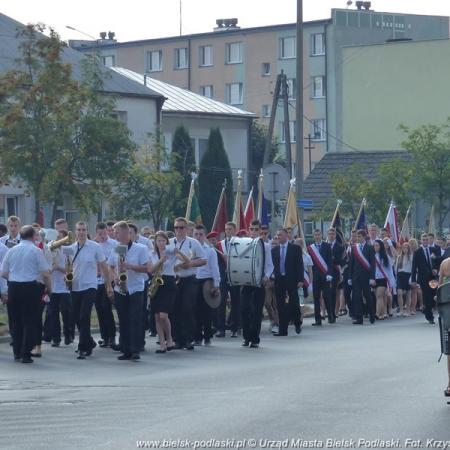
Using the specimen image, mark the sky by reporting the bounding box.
[1,0,450,42]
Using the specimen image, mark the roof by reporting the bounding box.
[75,19,331,50]
[303,151,411,207]
[0,13,163,100]
[112,67,256,119]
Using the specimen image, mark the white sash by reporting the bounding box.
[375,254,391,289]
[308,244,328,275]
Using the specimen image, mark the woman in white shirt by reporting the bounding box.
[396,242,413,316]
[374,239,392,320]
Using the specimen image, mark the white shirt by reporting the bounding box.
[196,242,221,287]
[1,240,50,282]
[302,252,313,269]
[263,241,274,279]
[67,240,106,292]
[149,250,178,277]
[136,235,154,253]
[51,247,70,294]
[36,242,52,285]
[0,234,21,248]
[0,242,8,293]
[96,237,117,284]
[170,236,206,278]
[108,242,149,295]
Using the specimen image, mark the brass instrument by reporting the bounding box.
[49,231,75,251]
[115,245,128,295]
[148,260,164,299]
[62,246,75,291]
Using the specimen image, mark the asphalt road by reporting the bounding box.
[0,315,449,450]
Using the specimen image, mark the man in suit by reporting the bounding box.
[411,233,437,324]
[308,229,334,326]
[271,228,304,336]
[327,227,344,320]
[349,229,376,325]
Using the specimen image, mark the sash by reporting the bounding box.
[375,255,391,289]
[303,269,310,288]
[308,244,328,275]
[352,244,371,272]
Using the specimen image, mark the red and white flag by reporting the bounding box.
[244,187,255,229]
[384,201,399,243]
[399,205,411,245]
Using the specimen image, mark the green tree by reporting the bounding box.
[170,125,196,217]
[0,24,135,223]
[401,121,450,232]
[198,128,233,229]
[249,122,278,186]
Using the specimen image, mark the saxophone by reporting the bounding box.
[148,260,164,299]
[115,245,128,295]
[63,251,74,291]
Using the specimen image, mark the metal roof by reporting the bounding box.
[0,13,163,100]
[112,67,256,118]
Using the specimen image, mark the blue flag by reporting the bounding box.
[261,194,269,226]
[356,205,366,231]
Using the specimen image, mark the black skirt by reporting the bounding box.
[151,275,177,314]
[397,272,411,290]
[375,278,387,288]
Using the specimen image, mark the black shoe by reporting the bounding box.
[173,343,183,350]
[110,343,121,352]
[428,319,436,325]
[117,353,131,360]
[230,331,238,338]
[312,322,322,327]
[98,340,108,348]
[130,353,140,360]
[241,340,250,347]
[204,339,211,346]
[215,331,225,338]
[77,352,87,360]
[369,316,375,324]
[21,356,33,363]
[51,342,60,347]
[155,349,166,354]
[295,324,302,334]
[273,333,287,336]
[30,352,41,358]
[14,355,20,361]
[352,320,363,325]
[64,336,71,346]
[90,340,97,350]
[249,342,259,348]
[184,344,194,350]
[85,348,93,357]
[328,318,336,324]
[193,340,202,346]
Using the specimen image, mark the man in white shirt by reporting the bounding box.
[170,217,206,350]
[108,221,149,361]
[94,222,118,348]
[193,225,220,346]
[1,225,51,363]
[68,221,113,359]
[0,215,21,248]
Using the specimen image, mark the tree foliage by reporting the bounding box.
[198,128,233,229]
[0,24,135,222]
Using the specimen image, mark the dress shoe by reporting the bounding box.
[273,333,287,337]
[77,352,87,360]
[369,316,375,324]
[98,340,108,348]
[328,318,336,324]
[64,336,71,346]
[204,339,211,346]
[155,349,166,354]
[110,343,121,352]
[173,343,183,350]
[312,322,322,327]
[193,340,202,346]
[30,352,42,358]
[352,320,363,325]
[166,345,176,351]
[428,320,436,325]
[295,324,302,334]
[14,355,20,361]
[249,342,259,348]
[130,353,140,360]
[241,340,250,347]
[271,325,279,334]
[215,331,225,338]
[184,344,194,350]
[21,356,33,363]
[117,353,131,360]
[230,331,238,338]
[51,342,60,347]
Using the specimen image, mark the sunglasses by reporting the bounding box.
[174,226,185,230]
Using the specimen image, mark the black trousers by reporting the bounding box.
[241,285,265,344]
[274,277,301,335]
[217,283,241,333]
[312,276,332,324]
[330,275,340,318]
[195,278,214,341]
[420,282,436,322]
[48,293,72,343]
[141,279,150,346]
[72,288,96,352]
[95,284,116,342]
[8,281,41,358]
[352,276,375,322]
[172,276,198,346]
[115,291,143,355]
[343,272,353,317]
[35,300,46,346]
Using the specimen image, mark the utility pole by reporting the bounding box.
[295,0,304,223]
[179,0,183,36]
[304,134,315,174]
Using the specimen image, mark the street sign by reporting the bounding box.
[262,164,290,202]
[297,199,313,208]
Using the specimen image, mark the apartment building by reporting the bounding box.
[72,7,449,173]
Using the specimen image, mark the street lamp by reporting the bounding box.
[65,25,96,40]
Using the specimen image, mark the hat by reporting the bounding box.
[207,231,219,239]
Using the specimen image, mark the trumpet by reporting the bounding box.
[115,245,128,295]
[50,231,75,251]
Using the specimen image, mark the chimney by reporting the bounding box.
[99,31,107,40]
[355,1,363,10]
[108,31,115,40]
[214,18,240,32]
[363,1,371,10]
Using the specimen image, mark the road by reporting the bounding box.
[0,315,448,450]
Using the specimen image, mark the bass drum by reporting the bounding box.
[226,237,265,287]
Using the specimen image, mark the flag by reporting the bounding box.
[284,179,299,230]
[260,193,269,226]
[354,198,367,232]
[185,174,202,224]
[399,204,411,244]
[384,201,399,243]
[333,210,344,246]
[212,184,228,234]
[244,187,255,229]
[232,170,246,230]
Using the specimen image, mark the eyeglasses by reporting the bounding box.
[249,227,259,231]
[174,226,185,230]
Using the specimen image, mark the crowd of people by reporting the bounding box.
[0,214,449,396]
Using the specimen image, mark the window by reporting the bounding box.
[198,139,208,165]
[199,45,213,66]
[311,33,325,56]
[225,42,242,64]
[286,78,296,100]
[311,119,326,141]
[146,50,163,72]
[262,104,270,118]
[280,36,296,59]
[175,48,188,69]
[280,121,296,143]
[262,62,271,76]
[102,55,115,67]
[304,221,314,236]
[111,111,128,125]
[226,83,243,105]
[312,76,326,98]
[200,85,214,98]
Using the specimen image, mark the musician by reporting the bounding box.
[48,230,72,346]
[327,227,344,321]
[368,224,379,246]
[149,231,187,353]
[241,219,274,348]
[170,217,206,350]
[108,221,149,361]
[0,215,21,247]
[69,221,113,359]
[411,233,437,324]
[187,221,195,238]
[216,222,241,338]
[94,222,117,348]
[271,228,304,336]
[1,225,51,363]
[0,240,9,327]
[106,221,117,240]
[308,229,334,326]
[141,226,153,239]
[0,223,7,238]
[194,225,220,346]
[349,229,376,325]
[438,257,450,398]
[54,218,69,232]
